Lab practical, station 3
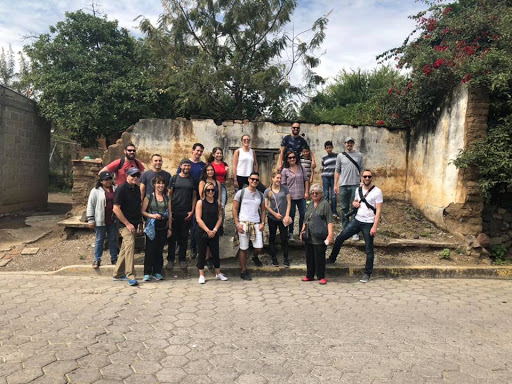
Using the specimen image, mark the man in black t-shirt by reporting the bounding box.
[167,159,197,270]
[277,122,317,172]
[112,167,142,286]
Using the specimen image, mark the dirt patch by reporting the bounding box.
[0,194,491,272]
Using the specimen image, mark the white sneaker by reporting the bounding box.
[352,234,360,241]
[198,275,206,284]
[216,273,228,281]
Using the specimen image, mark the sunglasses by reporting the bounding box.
[310,191,321,195]
[126,149,136,153]
[249,178,260,182]
[206,189,215,193]
[288,156,296,160]
[130,174,141,178]
[362,175,372,179]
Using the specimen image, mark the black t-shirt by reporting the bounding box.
[114,182,142,227]
[139,170,172,196]
[169,175,197,215]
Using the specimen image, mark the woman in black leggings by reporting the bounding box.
[195,182,228,284]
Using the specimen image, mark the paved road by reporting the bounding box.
[1,275,511,384]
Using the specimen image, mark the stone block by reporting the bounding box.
[504,213,512,223]
[476,233,490,248]
[21,248,40,255]
[497,208,507,215]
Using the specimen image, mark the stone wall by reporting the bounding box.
[406,85,487,241]
[104,119,408,199]
[0,85,50,214]
[71,159,103,214]
[482,191,512,257]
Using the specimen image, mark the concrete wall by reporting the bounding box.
[104,119,408,198]
[407,85,487,240]
[0,85,50,214]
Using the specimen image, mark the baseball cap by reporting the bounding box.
[180,158,192,166]
[126,167,141,176]
[99,171,113,181]
[345,137,355,143]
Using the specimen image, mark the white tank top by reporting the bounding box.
[237,148,254,177]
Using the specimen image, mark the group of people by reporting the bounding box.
[86,122,383,286]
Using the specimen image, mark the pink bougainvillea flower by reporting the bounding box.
[376,120,385,126]
[462,74,472,83]
[433,59,444,68]
[422,64,433,75]
[443,7,453,15]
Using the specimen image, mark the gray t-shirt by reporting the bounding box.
[304,200,334,244]
[139,170,171,195]
[335,151,364,186]
[264,185,290,221]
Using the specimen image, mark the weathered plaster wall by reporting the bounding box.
[0,85,50,214]
[104,119,408,198]
[407,85,487,240]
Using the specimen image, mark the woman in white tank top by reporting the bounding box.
[233,134,260,190]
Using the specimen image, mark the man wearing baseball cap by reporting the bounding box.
[334,137,364,239]
[112,167,142,286]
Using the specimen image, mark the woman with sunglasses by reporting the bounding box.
[300,183,334,284]
[141,174,169,281]
[264,170,292,267]
[281,150,310,241]
[87,171,118,269]
[195,182,228,284]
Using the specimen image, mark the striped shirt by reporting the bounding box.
[321,153,338,177]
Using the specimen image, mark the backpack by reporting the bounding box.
[117,157,143,172]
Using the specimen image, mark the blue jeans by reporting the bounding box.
[94,224,118,263]
[289,198,306,236]
[322,176,337,215]
[339,185,358,228]
[329,219,375,275]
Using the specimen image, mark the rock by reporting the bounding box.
[400,233,407,239]
[492,214,503,220]
[497,208,507,215]
[234,119,243,124]
[0,258,12,267]
[479,256,492,265]
[476,233,491,248]
[490,236,503,245]
[21,247,40,255]
[500,222,510,231]
[504,213,512,223]
[413,235,420,239]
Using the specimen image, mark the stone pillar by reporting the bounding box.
[444,86,488,241]
[71,159,103,215]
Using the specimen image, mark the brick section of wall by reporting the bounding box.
[0,86,50,214]
[71,159,103,214]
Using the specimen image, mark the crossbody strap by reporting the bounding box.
[358,186,376,214]
[342,152,361,172]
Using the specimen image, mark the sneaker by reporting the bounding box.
[180,260,188,270]
[271,257,279,267]
[216,273,228,281]
[112,275,128,281]
[198,275,206,284]
[143,275,151,282]
[319,278,327,285]
[302,276,313,282]
[152,273,164,281]
[360,274,371,283]
[352,234,360,241]
[111,258,118,265]
[92,260,100,269]
[252,256,263,267]
[128,279,138,286]
[283,259,290,268]
[166,260,174,270]
[325,258,336,265]
[240,271,252,281]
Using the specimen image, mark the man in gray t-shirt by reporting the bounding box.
[334,137,364,230]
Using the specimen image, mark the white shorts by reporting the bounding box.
[238,223,263,250]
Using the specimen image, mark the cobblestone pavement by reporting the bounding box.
[1,275,512,384]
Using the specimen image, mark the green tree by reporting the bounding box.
[25,10,157,146]
[0,44,16,86]
[301,66,404,125]
[378,0,512,200]
[138,0,329,120]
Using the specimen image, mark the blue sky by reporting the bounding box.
[0,0,426,85]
